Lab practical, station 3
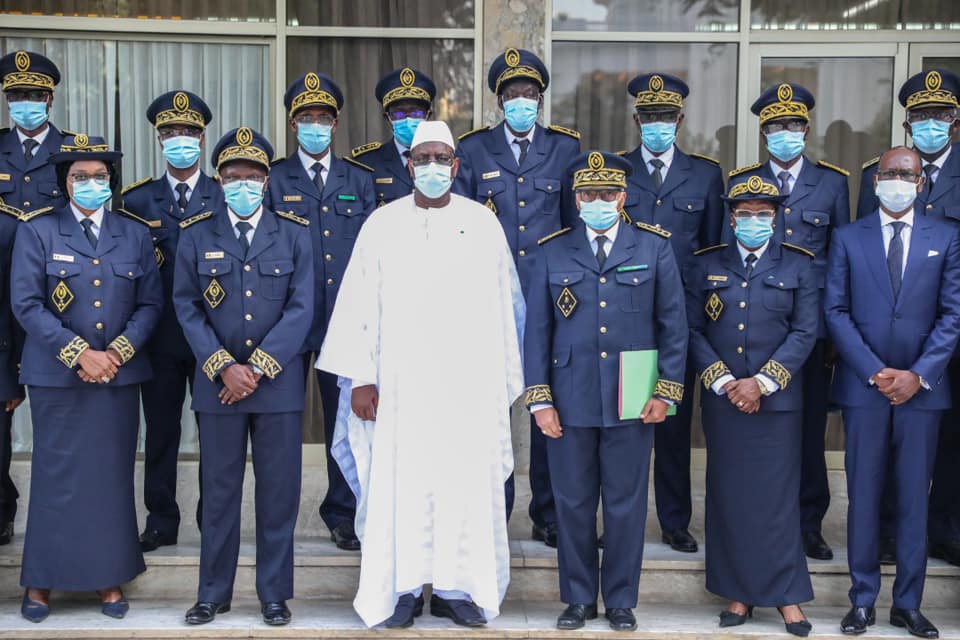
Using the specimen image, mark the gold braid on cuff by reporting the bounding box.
[202,349,236,381]
[524,384,553,407]
[701,360,732,389]
[107,335,135,364]
[760,359,791,390]
[654,379,684,403]
[58,336,90,368]
[248,348,282,379]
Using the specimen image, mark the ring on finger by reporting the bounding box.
[737,401,744,407]
[100,376,110,383]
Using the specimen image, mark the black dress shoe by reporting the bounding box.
[890,608,939,639]
[139,528,177,553]
[718,605,753,627]
[929,539,960,567]
[778,606,812,637]
[840,606,875,635]
[385,594,424,628]
[556,603,597,630]
[661,529,698,553]
[0,521,12,546]
[605,608,637,631]
[185,601,231,625]
[430,594,486,627]
[532,523,558,548]
[802,531,833,560]
[261,601,291,626]
[330,522,361,551]
[880,537,897,565]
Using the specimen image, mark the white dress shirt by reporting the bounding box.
[923,144,951,185]
[504,125,535,165]
[641,143,675,182]
[879,208,914,276]
[226,205,263,245]
[299,147,329,186]
[769,155,804,195]
[586,219,620,255]
[17,125,49,155]
[70,202,105,238]
[165,167,201,203]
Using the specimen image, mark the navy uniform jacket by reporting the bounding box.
[172,207,314,414]
[11,206,162,388]
[0,125,69,211]
[523,221,688,427]
[0,201,24,401]
[687,242,819,413]
[622,146,725,276]
[120,172,224,359]
[825,213,960,411]
[453,122,581,291]
[858,143,960,222]
[351,138,413,207]
[265,154,374,351]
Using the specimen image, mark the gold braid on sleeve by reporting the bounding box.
[249,348,282,379]
[57,336,90,368]
[760,359,791,390]
[654,379,684,403]
[524,384,553,407]
[202,349,236,381]
[107,335,135,364]
[700,360,732,389]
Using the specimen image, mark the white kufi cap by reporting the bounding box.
[411,120,455,151]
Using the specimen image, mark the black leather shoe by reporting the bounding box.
[139,528,176,553]
[605,608,637,631]
[840,606,875,635]
[880,538,897,565]
[185,601,231,625]
[330,522,361,551]
[661,529,698,553]
[261,601,291,626]
[802,531,834,560]
[929,539,960,567]
[0,521,13,546]
[385,594,424,628]
[556,603,597,630]
[718,605,753,627]
[778,606,812,637]
[430,594,486,627]
[532,523,558,548]
[890,608,939,638]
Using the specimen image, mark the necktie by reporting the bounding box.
[514,138,530,167]
[236,220,253,256]
[650,158,665,191]
[175,182,189,213]
[745,252,757,277]
[923,163,937,193]
[80,218,98,249]
[888,221,905,298]
[596,235,608,270]
[312,161,324,195]
[23,138,38,162]
[778,170,792,196]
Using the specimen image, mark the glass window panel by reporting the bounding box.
[285,37,474,159]
[551,42,738,172]
[0,0,275,21]
[287,0,474,27]
[553,0,738,33]
[752,0,960,30]
[923,57,960,79]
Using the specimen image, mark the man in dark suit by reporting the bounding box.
[827,146,960,639]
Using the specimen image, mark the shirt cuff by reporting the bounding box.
[711,374,736,396]
[530,403,552,413]
[352,379,376,390]
[754,373,779,395]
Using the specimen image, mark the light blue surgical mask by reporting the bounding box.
[503,97,539,133]
[875,178,919,213]
[161,135,201,169]
[8,100,48,131]
[413,162,452,199]
[641,122,677,154]
[734,216,774,249]
[71,179,112,210]
[223,180,264,217]
[765,130,806,163]
[579,199,620,231]
[910,118,952,155]
[392,117,423,149]
[297,122,332,155]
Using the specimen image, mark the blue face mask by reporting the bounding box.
[910,118,952,155]
[161,135,201,169]
[641,122,677,154]
[765,130,806,163]
[734,216,774,249]
[579,199,621,231]
[392,117,423,149]
[223,180,264,217]
[503,97,539,133]
[71,179,112,210]
[297,122,333,155]
[413,163,453,199]
[9,100,48,131]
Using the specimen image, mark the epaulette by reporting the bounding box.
[179,210,214,229]
[343,157,374,172]
[862,156,879,170]
[116,207,161,228]
[548,124,580,140]
[818,160,850,177]
[0,199,22,221]
[635,221,671,239]
[121,177,151,195]
[693,243,727,256]
[458,126,489,141]
[783,242,815,259]
[20,206,54,222]
[60,129,79,136]
[276,209,310,226]
[689,152,720,165]
[615,149,628,156]
[270,157,286,167]
[351,141,382,157]
[728,163,761,177]
[537,227,571,245]
[0,127,9,135]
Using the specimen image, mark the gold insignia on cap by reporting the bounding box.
[236,127,253,146]
[51,280,74,313]
[173,91,189,112]
[705,291,723,322]
[382,67,432,107]
[505,48,521,68]
[635,74,683,109]
[588,151,604,170]
[400,67,415,87]
[217,127,268,169]
[905,69,958,109]
[14,51,29,72]
[649,75,664,92]
[3,50,55,91]
[747,175,764,192]
[305,72,321,91]
[291,72,339,115]
[927,70,942,92]
[204,278,226,309]
[74,133,88,147]
[759,83,809,124]
[557,287,578,318]
[495,48,545,93]
[728,176,780,199]
[777,83,793,103]
[573,152,627,190]
[154,91,205,129]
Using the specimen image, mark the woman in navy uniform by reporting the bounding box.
[11,134,162,621]
[688,173,818,636]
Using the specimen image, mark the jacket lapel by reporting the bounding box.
[783,157,819,207]
[625,147,658,196]
[384,139,413,188]
[213,210,246,260]
[750,241,782,280]
[483,122,520,174]
[322,156,349,202]
[720,243,748,282]
[59,206,98,259]
[184,172,219,218]
[657,149,691,199]
[926,146,960,205]
[244,208,278,262]
[27,124,60,172]
[93,210,119,258]
[569,224,601,274]
[897,217,933,310]
[0,128,25,172]
[289,155,322,201]
[517,123,548,174]
[600,223,637,274]
[858,216,896,306]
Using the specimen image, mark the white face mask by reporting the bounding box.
[875,178,919,214]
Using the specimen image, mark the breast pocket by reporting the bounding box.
[112,262,144,302]
[259,260,294,300]
[534,178,561,214]
[944,205,960,223]
[616,269,653,312]
[334,200,363,238]
[762,275,798,312]
[197,260,232,309]
[477,179,506,211]
[800,210,831,254]
[549,271,584,318]
[674,197,705,232]
[46,261,83,315]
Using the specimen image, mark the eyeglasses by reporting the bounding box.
[220,174,267,185]
[906,108,957,123]
[636,110,680,124]
[578,190,622,202]
[761,119,807,134]
[386,109,428,121]
[4,90,49,103]
[68,173,110,184]
[158,126,202,140]
[410,154,454,167]
[501,86,541,101]
[732,209,776,219]
[294,114,336,126]
[877,169,920,182]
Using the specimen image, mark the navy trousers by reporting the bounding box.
[316,369,356,531]
[0,408,15,525]
[653,360,696,533]
[799,339,831,534]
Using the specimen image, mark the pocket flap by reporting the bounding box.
[615,270,652,286]
[46,261,82,277]
[800,210,831,227]
[259,260,295,276]
[762,275,799,290]
[477,180,506,199]
[112,262,144,279]
[551,344,571,367]
[534,178,561,194]
[197,260,232,276]
[549,271,584,286]
[674,197,705,213]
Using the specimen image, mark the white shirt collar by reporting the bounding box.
[769,155,804,184]
[640,143,675,171]
[226,205,263,233]
[165,168,200,195]
[69,202,105,232]
[879,207,915,229]
[17,125,50,148]
[394,137,411,160]
[298,147,330,176]
[585,220,620,247]
[504,123,535,148]
[737,239,770,264]
[926,145,951,171]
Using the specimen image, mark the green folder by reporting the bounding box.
[618,350,677,420]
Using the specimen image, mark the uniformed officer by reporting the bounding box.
[454,47,581,546]
[351,67,436,206]
[858,69,960,567]
[12,133,162,621]
[0,196,22,547]
[727,82,850,561]
[688,173,817,636]
[120,90,223,552]
[175,127,313,627]
[265,72,374,552]
[622,72,725,553]
[524,151,687,631]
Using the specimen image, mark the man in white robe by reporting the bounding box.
[317,121,525,629]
